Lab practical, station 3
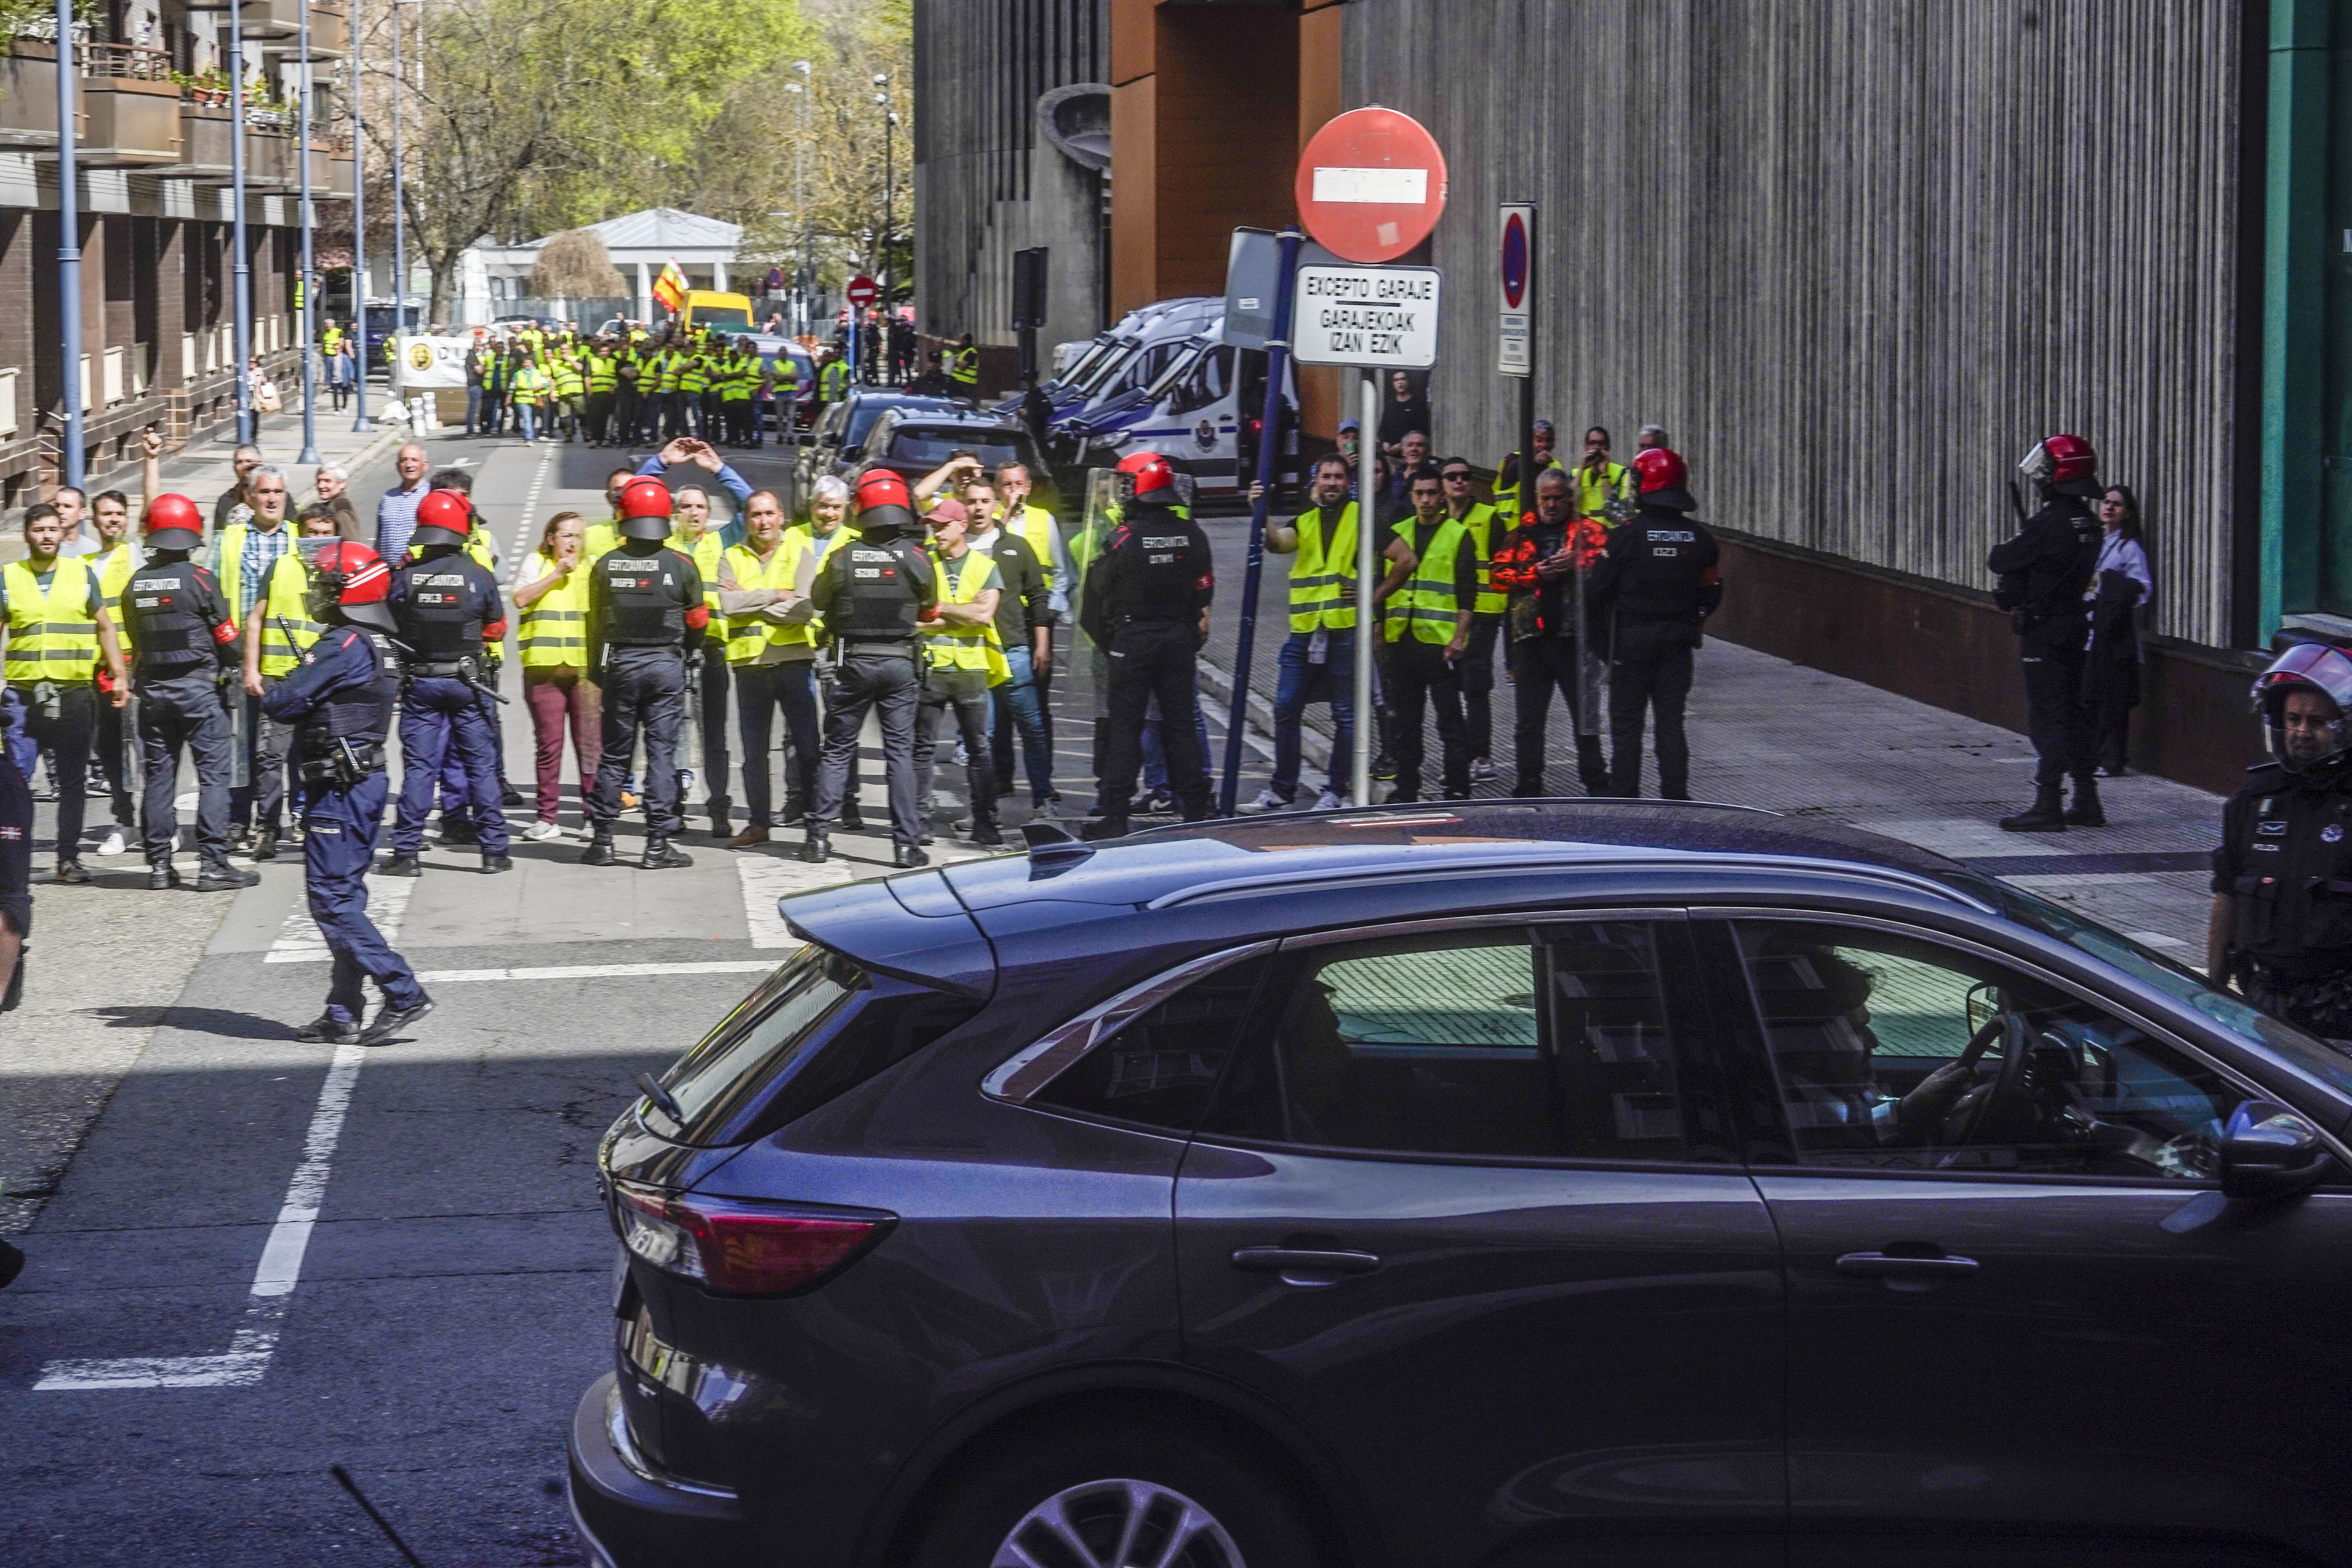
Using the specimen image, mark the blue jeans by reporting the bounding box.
[517,400,539,442]
[1270,629,1354,800]
[1142,704,1210,793]
[992,645,1056,804]
[464,385,483,434]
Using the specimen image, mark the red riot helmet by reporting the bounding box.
[1115,450,1178,504]
[409,488,474,550]
[2019,433,2099,497]
[2254,639,2352,774]
[1631,446,1697,514]
[305,540,397,635]
[617,476,675,541]
[855,469,917,536]
[142,493,204,551]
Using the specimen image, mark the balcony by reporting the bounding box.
[246,127,294,189]
[0,39,60,149]
[261,5,345,59]
[78,45,181,167]
[236,0,301,41]
[168,103,232,180]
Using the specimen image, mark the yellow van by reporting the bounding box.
[679,290,755,335]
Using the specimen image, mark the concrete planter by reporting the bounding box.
[79,78,181,166]
[0,40,61,148]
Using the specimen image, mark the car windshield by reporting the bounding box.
[693,305,753,332]
[889,427,1027,468]
[1938,869,2352,1097]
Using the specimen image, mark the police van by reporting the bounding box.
[1031,296,1222,427]
[1061,316,1298,502]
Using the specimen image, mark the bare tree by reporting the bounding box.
[529,228,626,299]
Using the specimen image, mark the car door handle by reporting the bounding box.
[1835,1250,1980,1290]
[1230,1247,1381,1287]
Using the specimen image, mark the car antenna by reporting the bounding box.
[1021,820,1094,869]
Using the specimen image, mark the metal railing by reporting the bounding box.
[80,41,171,81]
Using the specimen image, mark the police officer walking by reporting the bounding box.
[261,542,433,1046]
[583,477,709,870]
[120,495,253,891]
[800,471,939,867]
[1990,433,2107,832]
[2211,640,2352,1037]
[383,490,512,877]
[1080,455,1214,838]
[1591,445,1721,800]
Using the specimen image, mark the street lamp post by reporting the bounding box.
[388,0,404,410]
[348,15,368,433]
[793,59,811,337]
[230,0,254,445]
[874,73,892,302]
[296,0,319,465]
[54,0,82,490]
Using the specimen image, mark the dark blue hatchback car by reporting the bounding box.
[569,801,2352,1568]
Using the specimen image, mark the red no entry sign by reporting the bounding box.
[1295,107,1448,265]
[845,274,878,308]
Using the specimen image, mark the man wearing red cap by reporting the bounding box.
[582,476,710,869]
[119,495,250,891]
[800,469,939,866]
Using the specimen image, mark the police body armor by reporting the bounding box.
[2225,766,2352,989]
[296,629,401,784]
[1110,502,1207,625]
[123,562,219,679]
[397,561,488,675]
[829,537,926,645]
[597,549,691,648]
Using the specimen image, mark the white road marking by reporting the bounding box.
[264,874,415,964]
[413,960,773,984]
[505,441,558,583]
[737,855,852,948]
[35,1041,365,1391]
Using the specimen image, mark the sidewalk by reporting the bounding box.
[1193,512,2225,958]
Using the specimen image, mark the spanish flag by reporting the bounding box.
[652,260,688,315]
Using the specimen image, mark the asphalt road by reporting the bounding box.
[0,425,1088,1568]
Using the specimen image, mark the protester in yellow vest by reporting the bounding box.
[2,502,128,880]
[212,466,303,857]
[716,488,821,846]
[1441,455,1508,784]
[84,488,143,854]
[512,510,599,841]
[1492,418,1564,519]
[1245,455,1412,813]
[1381,469,1479,802]
[668,482,734,837]
[914,499,1005,847]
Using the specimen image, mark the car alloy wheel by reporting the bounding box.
[994,1477,1244,1568]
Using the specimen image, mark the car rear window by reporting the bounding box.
[642,945,983,1146]
[889,428,1027,468]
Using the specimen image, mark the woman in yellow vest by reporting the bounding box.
[914,500,1007,848]
[512,511,599,840]
[716,488,820,844]
[511,352,553,445]
[2,502,129,881]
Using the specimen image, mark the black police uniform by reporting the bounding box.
[119,553,241,885]
[805,519,938,858]
[2214,762,2352,1036]
[1590,506,1720,799]
[390,549,510,863]
[586,535,706,857]
[1082,499,1214,829]
[1989,492,2102,818]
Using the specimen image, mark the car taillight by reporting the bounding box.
[611,1182,893,1298]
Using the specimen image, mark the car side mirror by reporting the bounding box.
[2220,1100,2334,1201]
[1965,982,1998,1035]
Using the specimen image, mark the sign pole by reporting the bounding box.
[1218,226,1301,817]
[1352,367,1377,807]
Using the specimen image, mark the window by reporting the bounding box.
[887,428,1028,469]
[1169,347,1232,414]
[1201,922,1715,1163]
[1033,954,1274,1133]
[1731,920,2256,1178]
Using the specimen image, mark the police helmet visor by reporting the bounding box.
[2257,642,2352,718]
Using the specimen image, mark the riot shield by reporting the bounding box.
[1066,467,1126,720]
[1570,516,1608,738]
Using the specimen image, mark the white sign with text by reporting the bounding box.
[1290,265,1442,370]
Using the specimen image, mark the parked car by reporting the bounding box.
[570,799,2352,1568]
[791,389,965,514]
[846,409,1062,519]
[740,334,817,439]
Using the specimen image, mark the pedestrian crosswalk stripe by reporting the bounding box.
[263,874,415,964]
[737,855,853,948]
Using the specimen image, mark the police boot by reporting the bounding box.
[481,853,514,874]
[1998,787,2068,834]
[967,808,1004,848]
[579,829,619,867]
[841,802,867,833]
[1080,815,1130,843]
[295,1014,362,1045]
[892,844,931,869]
[148,864,182,891]
[2063,777,2107,828]
[379,853,423,878]
[252,829,279,862]
[196,864,259,893]
[641,836,693,870]
[799,826,830,865]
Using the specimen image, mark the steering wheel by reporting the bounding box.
[1911,1009,2034,1156]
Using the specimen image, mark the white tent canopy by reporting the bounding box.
[460,208,746,326]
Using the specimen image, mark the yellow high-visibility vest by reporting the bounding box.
[921,548,1009,683]
[517,553,589,668]
[721,535,814,665]
[1383,517,1470,645]
[93,541,139,658]
[256,553,326,678]
[1455,502,1506,614]
[1,557,98,683]
[668,528,724,630]
[1287,503,1359,633]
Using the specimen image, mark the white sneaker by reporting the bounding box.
[1313,789,1344,811]
[96,826,127,857]
[1031,797,1062,820]
[1243,788,1291,813]
[521,820,563,842]
[1468,757,1497,783]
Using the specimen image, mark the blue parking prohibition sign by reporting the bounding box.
[1501,212,1529,310]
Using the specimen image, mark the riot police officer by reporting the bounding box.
[1990,433,2106,831]
[2211,638,2352,1037]
[261,542,432,1046]
[801,470,939,867]
[583,476,708,869]
[384,490,512,877]
[120,494,252,891]
[1079,454,1214,839]
[1590,446,1721,800]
